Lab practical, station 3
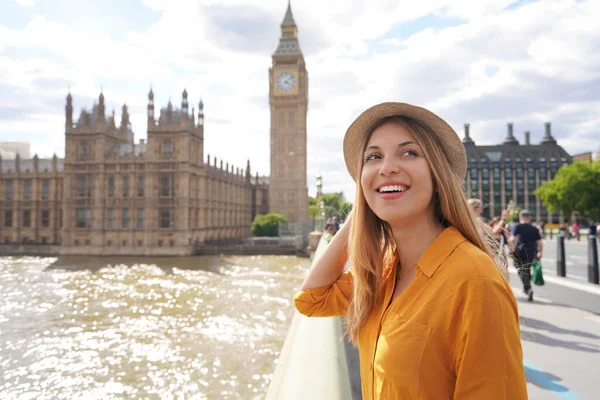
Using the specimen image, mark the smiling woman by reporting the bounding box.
[294,102,527,399]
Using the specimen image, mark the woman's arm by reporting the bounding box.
[300,217,351,290]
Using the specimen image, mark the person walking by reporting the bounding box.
[509,209,543,301]
[573,220,581,241]
[294,103,527,399]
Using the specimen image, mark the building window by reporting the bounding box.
[528,165,536,210]
[160,175,174,197]
[137,240,143,247]
[79,141,90,160]
[107,208,114,229]
[5,181,13,201]
[162,139,173,157]
[170,240,174,247]
[42,180,50,200]
[289,111,295,127]
[4,210,13,227]
[137,176,144,197]
[539,165,547,185]
[107,240,112,246]
[77,175,92,198]
[122,240,127,247]
[23,210,31,227]
[123,176,129,198]
[41,237,47,244]
[74,239,79,246]
[279,111,285,128]
[137,208,144,229]
[159,208,174,228]
[85,240,90,247]
[550,158,558,179]
[469,168,478,194]
[60,209,63,228]
[24,180,32,200]
[76,208,91,228]
[41,210,50,227]
[158,240,163,247]
[108,176,115,197]
[504,160,513,200]
[122,209,129,229]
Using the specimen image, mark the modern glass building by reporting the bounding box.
[462,122,571,222]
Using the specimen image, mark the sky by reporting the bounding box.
[0,0,599,201]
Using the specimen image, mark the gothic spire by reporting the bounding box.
[281,1,296,27]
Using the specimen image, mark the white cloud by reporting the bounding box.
[15,0,35,8]
[0,0,599,203]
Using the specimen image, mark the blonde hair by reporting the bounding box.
[345,116,508,345]
[467,198,482,210]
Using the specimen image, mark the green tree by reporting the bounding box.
[506,206,522,223]
[535,160,600,219]
[321,193,341,218]
[251,213,288,237]
[308,196,317,206]
[340,201,353,221]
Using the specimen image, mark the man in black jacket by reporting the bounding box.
[509,210,543,301]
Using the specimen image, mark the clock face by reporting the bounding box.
[276,72,296,92]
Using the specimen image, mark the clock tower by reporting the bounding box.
[269,2,308,223]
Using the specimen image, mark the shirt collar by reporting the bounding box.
[416,226,468,278]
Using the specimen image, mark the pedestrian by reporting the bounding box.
[489,216,509,248]
[573,219,581,241]
[468,198,495,237]
[294,103,527,399]
[509,209,543,301]
[322,224,335,243]
[540,220,546,239]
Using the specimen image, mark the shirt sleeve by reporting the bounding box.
[293,269,354,317]
[453,277,528,399]
[510,224,519,236]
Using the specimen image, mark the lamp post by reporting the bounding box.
[316,174,324,231]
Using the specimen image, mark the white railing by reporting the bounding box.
[266,237,352,400]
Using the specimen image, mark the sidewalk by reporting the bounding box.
[509,239,600,303]
[540,238,595,282]
[511,283,600,399]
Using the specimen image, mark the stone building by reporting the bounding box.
[0,89,269,255]
[462,122,572,222]
[0,4,313,255]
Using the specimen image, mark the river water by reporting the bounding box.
[0,255,310,399]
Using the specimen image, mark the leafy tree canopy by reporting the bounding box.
[251,213,288,237]
[535,160,600,220]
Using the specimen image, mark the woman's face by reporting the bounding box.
[360,121,436,226]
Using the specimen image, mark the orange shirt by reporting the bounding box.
[294,227,527,399]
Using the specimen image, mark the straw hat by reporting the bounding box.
[343,102,467,181]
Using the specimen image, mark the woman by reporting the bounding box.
[294,103,527,399]
[489,216,510,248]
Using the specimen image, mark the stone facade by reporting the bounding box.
[268,3,309,223]
[462,122,572,222]
[0,89,269,255]
[0,4,310,255]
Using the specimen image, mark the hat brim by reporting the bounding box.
[343,102,467,182]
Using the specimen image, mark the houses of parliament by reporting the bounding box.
[0,4,309,255]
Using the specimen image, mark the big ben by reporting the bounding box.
[269,2,308,223]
